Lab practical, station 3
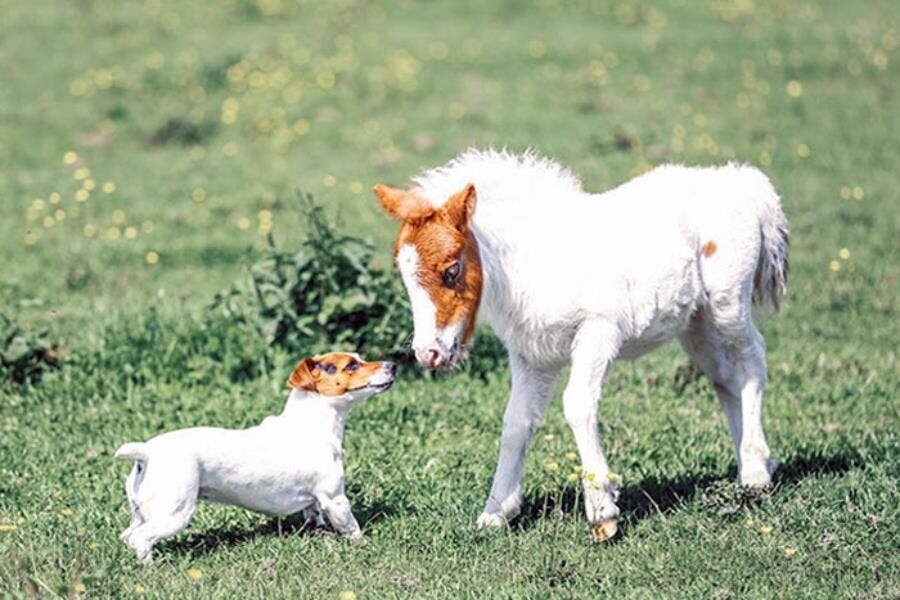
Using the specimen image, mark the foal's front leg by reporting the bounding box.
[562,320,622,539]
[477,352,559,528]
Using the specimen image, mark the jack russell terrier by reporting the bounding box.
[115,352,396,563]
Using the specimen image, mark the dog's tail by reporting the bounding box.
[114,442,149,462]
[749,167,790,312]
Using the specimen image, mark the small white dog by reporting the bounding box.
[115,352,396,563]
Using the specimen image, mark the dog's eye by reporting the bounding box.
[321,363,337,375]
[344,360,359,372]
[442,261,461,287]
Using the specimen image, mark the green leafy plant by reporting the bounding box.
[0,313,62,384]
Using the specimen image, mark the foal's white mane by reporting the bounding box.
[411,148,585,209]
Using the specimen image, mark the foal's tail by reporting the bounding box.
[750,169,790,311]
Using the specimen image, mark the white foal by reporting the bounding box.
[375,148,788,539]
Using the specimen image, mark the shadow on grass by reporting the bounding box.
[515,445,866,533]
[157,500,397,559]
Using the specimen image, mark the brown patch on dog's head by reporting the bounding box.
[287,352,393,397]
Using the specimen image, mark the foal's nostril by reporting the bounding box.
[425,348,440,367]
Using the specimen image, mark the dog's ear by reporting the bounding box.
[373,184,434,220]
[287,358,317,392]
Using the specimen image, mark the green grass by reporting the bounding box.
[2,0,898,597]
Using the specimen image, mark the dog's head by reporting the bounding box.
[287,352,396,402]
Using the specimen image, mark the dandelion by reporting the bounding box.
[567,473,579,482]
[106,226,121,240]
[237,217,251,230]
[543,433,554,442]
[74,167,90,180]
[545,461,559,473]
[572,465,583,474]
[348,181,363,194]
[192,188,206,202]
[141,221,154,233]
[145,251,159,265]
[60,508,74,517]
[565,452,577,461]
[838,248,850,260]
[102,181,116,193]
[73,582,86,594]
[829,260,841,272]
[134,584,146,595]
[783,546,798,557]
[840,186,852,199]
[606,472,620,482]
[83,179,96,191]
[796,144,810,158]
[0,524,17,532]
[55,209,65,222]
[43,216,55,228]
[852,186,864,200]
[585,472,596,482]
[32,198,45,210]
[785,80,803,97]
[338,591,357,600]
[75,189,89,202]
[322,175,336,188]
[63,151,78,165]
[186,567,203,581]
[759,525,773,534]
[125,227,138,240]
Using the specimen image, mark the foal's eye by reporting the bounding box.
[442,261,461,286]
[344,360,359,372]
[321,363,337,375]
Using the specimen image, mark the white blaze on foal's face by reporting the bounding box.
[374,183,483,369]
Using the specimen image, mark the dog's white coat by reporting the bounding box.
[403,149,788,527]
[115,371,393,563]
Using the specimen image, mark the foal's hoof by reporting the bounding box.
[590,518,618,543]
[476,511,508,529]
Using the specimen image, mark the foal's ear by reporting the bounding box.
[287,357,318,392]
[442,183,477,231]
[373,184,434,220]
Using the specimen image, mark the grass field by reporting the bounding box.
[2,0,898,597]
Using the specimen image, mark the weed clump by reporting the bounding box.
[0,314,62,384]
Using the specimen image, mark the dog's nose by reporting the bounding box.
[384,362,397,376]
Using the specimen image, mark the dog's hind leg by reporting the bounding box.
[120,463,146,545]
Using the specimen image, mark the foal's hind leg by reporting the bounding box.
[680,310,776,487]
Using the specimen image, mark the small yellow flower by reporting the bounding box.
[838,248,850,260]
[60,508,74,517]
[43,216,55,228]
[125,227,138,240]
[83,179,96,191]
[585,472,596,482]
[102,181,116,194]
[606,472,620,482]
[49,192,61,204]
[566,473,579,483]
[75,189,89,202]
[839,186,852,200]
[141,221,154,233]
[852,186,864,200]
[759,525,773,534]
[134,584,146,595]
[829,260,841,272]
[348,181,363,194]
[565,452,577,461]
[796,143,810,158]
[0,524,17,532]
[186,567,203,581]
[785,80,802,98]
[106,226,121,240]
[783,546,797,557]
[338,591,357,600]
[545,461,559,473]
[322,175,337,188]
[192,188,206,202]
[74,167,90,180]
[237,217,251,230]
[145,251,159,265]
[572,465,583,474]
[63,151,78,165]
[543,434,554,442]
[83,224,97,238]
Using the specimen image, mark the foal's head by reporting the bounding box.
[374,183,482,369]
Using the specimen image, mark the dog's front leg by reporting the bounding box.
[316,493,361,539]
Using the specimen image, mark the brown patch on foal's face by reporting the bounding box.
[288,352,393,396]
[374,183,483,365]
